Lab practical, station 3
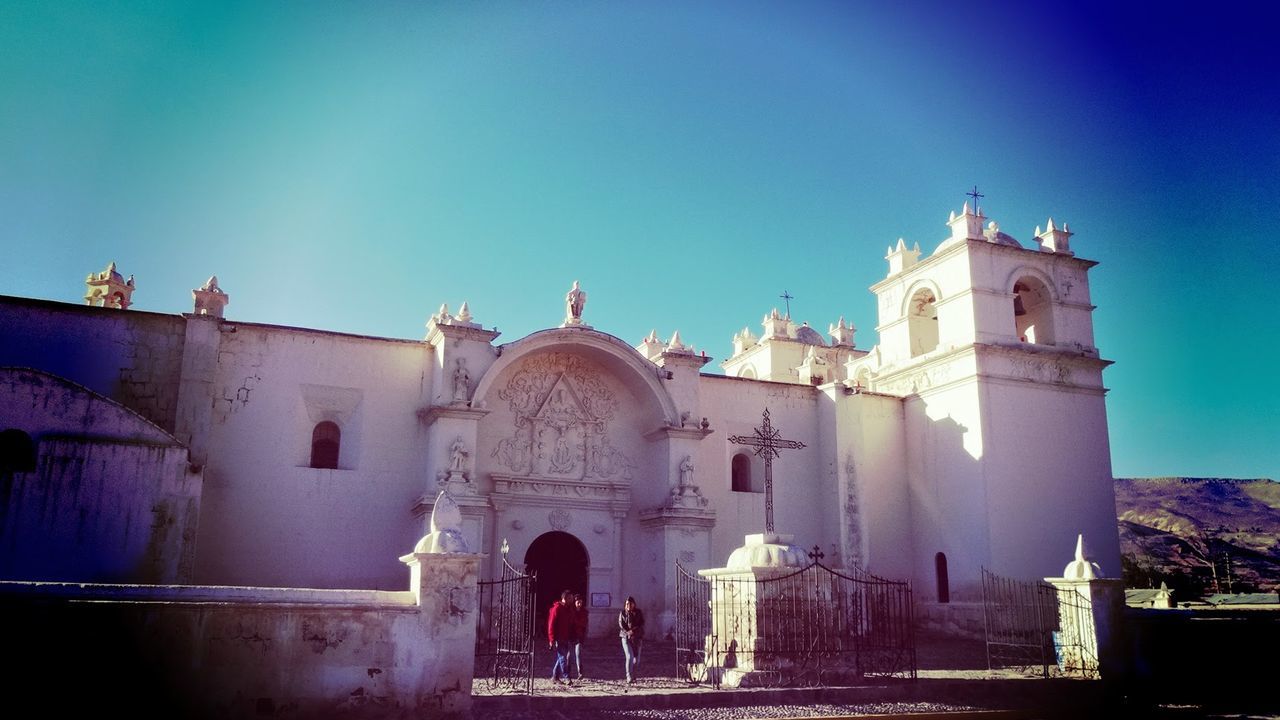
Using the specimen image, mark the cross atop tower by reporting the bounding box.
[728,408,806,533]
[779,290,794,319]
[966,185,984,211]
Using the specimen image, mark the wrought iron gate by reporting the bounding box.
[674,561,711,682]
[674,554,916,688]
[475,544,537,693]
[981,568,1096,678]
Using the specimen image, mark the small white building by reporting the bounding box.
[0,205,1121,635]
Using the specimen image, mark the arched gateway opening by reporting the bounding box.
[525,531,590,633]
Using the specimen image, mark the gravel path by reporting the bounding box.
[482,701,986,720]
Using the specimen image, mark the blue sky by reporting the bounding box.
[2,2,1276,480]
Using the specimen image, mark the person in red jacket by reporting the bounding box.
[547,590,574,684]
[570,594,589,680]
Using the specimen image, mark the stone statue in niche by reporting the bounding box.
[449,437,469,474]
[564,280,587,326]
[667,454,708,509]
[678,455,695,488]
[437,436,472,494]
[452,358,471,403]
[549,431,576,474]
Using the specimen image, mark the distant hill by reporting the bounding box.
[1115,477,1280,596]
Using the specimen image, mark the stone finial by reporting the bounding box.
[829,316,856,347]
[453,301,478,327]
[413,491,470,553]
[85,261,135,309]
[1036,217,1074,255]
[885,238,921,276]
[1061,534,1103,579]
[192,275,230,317]
[638,329,667,361]
[762,308,789,339]
[732,325,760,355]
[796,344,829,385]
[666,330,692,354]
[946,202,986,244]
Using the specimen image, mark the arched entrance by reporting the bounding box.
[524,531,590,634]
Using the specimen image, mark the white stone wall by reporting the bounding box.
[697,376,826,563]
[196,323,434,590]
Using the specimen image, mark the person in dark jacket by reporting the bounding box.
[570,594,589,680]
[618,596,645,683]
[547,590,575,684]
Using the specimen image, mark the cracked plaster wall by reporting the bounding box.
[196,324,433,590]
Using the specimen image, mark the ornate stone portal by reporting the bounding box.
[491,352,634,481]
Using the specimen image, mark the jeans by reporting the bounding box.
[622,637,642,681]
[551,640,571,680]
[572,642,584,678]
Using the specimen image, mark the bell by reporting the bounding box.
[1013,294,1026,316]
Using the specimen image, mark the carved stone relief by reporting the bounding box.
[842,455,863,569]
[492,353,635,480]
[548,509,572,530]
[1011,357,1071,384]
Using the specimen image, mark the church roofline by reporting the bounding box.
[0,294,429,347]
[699,372,820,390]
[871,238,1099,293]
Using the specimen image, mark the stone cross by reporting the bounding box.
[728,408,806,533]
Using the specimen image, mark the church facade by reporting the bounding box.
[0,204,1121,635]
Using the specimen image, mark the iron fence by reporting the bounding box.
[675,554,916,688]
[981,567,1096,678]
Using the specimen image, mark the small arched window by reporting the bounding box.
[0,429,37,473]
[310,421,340,469]
[731,453,754,493]
[935,552,950,604]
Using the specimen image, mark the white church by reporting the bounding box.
[0,202,1121,636]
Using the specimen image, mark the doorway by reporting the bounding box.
[524,531,590,634]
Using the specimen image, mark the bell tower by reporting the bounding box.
[851,201,1118,600]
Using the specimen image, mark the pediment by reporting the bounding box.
[532,373,589,426]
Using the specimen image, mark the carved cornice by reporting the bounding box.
[417,405,491,427]
[644,426,714,442]
[490,473,631,513]
[424,323,501,347]
[639,505,716,530]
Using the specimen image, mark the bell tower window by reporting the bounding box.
[907,288,939,357]
[1012,276,1055,345]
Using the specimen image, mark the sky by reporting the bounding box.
[1,2,1276,481]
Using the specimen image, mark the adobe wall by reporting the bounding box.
[0,553,482,719]
[0,296,187,432]
[0,368,199,583]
